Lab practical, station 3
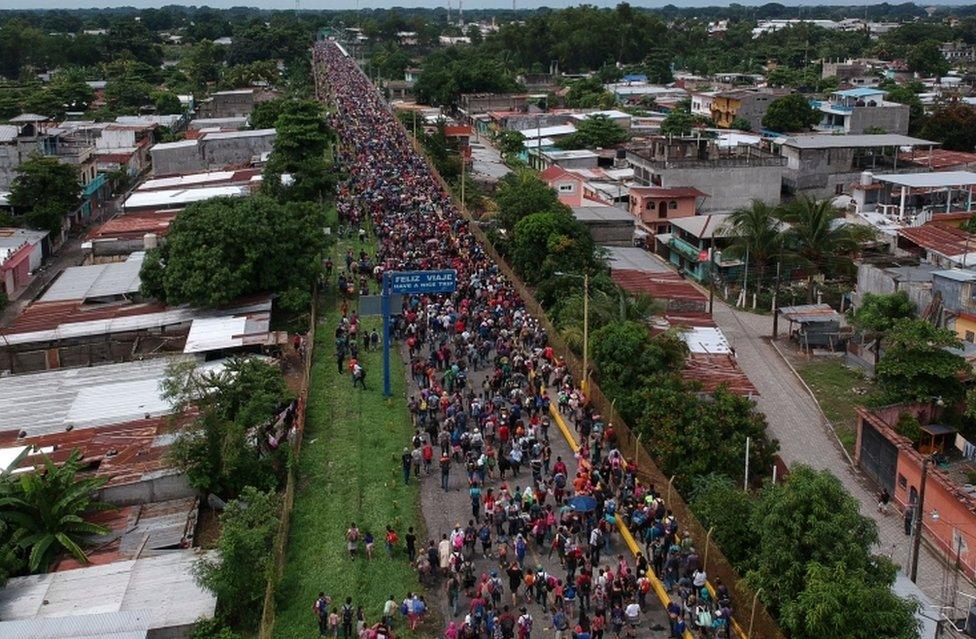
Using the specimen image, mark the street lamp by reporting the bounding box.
[554,271,590,393]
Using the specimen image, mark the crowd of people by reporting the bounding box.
[311,39,735,639]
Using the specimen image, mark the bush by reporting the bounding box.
[194,486,280,628]
[895,412,922,444]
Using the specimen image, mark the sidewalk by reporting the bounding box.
[711,299,975,609]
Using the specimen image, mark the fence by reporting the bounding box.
[258,283,317,639]
[412,135,785,639]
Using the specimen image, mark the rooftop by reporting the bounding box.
[872,171,976,189]
[898,148,976,170]
[611,269,707,303]
[680,325,731,354]
[87,211,178,242]
[571,205,635,223]
[0,227,48,250]
[200,128,275,141]
[0,355,226,438]
[833,86,887,98]
[670,213,734,239]
[603,246,673,273]
[933,268,976,282]
[898,222,976,260]
[122,186,248,211]
[137,168,262,191]
[40,253,144,303]
[682,353,758,396]
[0,550,217,632]
[630,186,708,199]
[778,303,843,323]
[778,134,936,150]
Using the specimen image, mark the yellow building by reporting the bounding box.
[954,312,976,343]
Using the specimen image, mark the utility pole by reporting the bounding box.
[772,260,782,339]
[708,248,719,315]
[744,436,751,490]
[910,457,931,583]
[460,147,466,212]
[583,272,590,394]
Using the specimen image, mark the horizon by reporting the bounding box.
[3,0,975,10]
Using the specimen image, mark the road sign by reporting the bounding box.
[381,270,458,396]
[389,269,457,295]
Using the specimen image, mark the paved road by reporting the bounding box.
[406,341,671,637]
[712,298,974,611]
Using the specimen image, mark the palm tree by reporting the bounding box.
[0,450,112,573]
[778,197,875,302]
[722,200,785,296]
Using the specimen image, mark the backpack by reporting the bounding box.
[342,604,353,623]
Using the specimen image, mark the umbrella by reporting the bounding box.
[568,495,597,513]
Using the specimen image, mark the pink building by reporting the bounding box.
[628,186,707,235]
[540,164,588,207]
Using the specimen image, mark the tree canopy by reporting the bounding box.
[494,170,568,231]
[9,155,81,234]
[510,210,599,285]
[762,93,820,133]
[139,196,326,311]
[875,318,967,404]
[920,102,976,152]
[555,114,629,150]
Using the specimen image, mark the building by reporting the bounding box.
[775,134,937,199]
[932,268,976,315]
[690,92,717,119]
[123,185,250,212]
[821,58,880,86]
[0,550,217,637]
[612,268,708,314]
[854,170,976,226]
[709,89,789,131]
[940,41,976,63]
[628,186,707,235]
[0,228,49,300]
[149,129,276,176]
[896,222,976,269]
[85,211,178,260]
[605,82,688,105]
[855,404,976,580]
[812,88,910,135]
[654,213,743,283]
[627,137,785,212]
[854,260,937,311]
[194,88,258,119]
[570,205,634,246]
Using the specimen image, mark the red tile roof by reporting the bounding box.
[682,353,758,396]
[898,221,976,257]
[87,211,178,241]
[540,164,579,182]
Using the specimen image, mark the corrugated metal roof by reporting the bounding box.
[40,253,144,303]
[0,609,150,639]
[122,186,247,210]
[680,326,732,354]
[0,355,227,438]
[201,128,275,141]
[681,353,758,397]
[778,303,842,323]
[779,134,935,150]
[0,551,217,630]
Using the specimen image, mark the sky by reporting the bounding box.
[2,0,969,9]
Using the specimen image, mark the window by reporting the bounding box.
[669,201,678,210]
[967,331,975,343]
[835,183,844,196]
[558,183,574,193]
[646,201,654,211]
[897,474,907,489]
[658,208,667,219]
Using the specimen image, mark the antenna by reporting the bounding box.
[447,0,452,25]
[459,0,464,27]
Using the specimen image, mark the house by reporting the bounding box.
[854,171,976,225]
[0,228,49,300]
[939,41,976,63]
[195,88,258,119]
[932,268,976,315]
[85,211,178,260]
[541,164,587,207]
[896,223,976,269]
[627,137,785,212]
[812,87,910,135]
[604,82,688,105]
[775,134,937,199]
[690,92,717,119]
[709,89,790,131]
[854,260,937,311]
[821,58,880,86]
[654,213,743,283]
[855,405,976,581]
[628,186,707,235]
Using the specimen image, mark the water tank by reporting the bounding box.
[143,233,158,250]
[860,171,874,187]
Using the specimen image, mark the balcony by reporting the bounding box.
[669,235,706,262]
[82,172,107,198]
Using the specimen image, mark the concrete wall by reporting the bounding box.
[657,164,782,211]
[150,144,203,176]
[854,263,933,310]
[579,219,633,246]
[201,134,275,169]
[99,469,194,507]
[0,139,42,190]
[848,104,910,135]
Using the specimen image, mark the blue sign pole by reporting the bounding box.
[382,271,392,397]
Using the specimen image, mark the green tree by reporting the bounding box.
[0,450,112,573]
[194,486,279,628]
[783,562,919,639]
[139,196,326,311]
[555,114,629,150]
[9,155,81,234]
[637,376,778,491]
[920,102,976,152]
[762,93,820,133]
[779,197,875,300]
[690,474,755,567]
[153,91,183,115]
[894,412,923,444]
[745,465,893,617]
[494,170,567,230]
[249,97,288,130]
[732,116,753,131]
[510,210,598,285]
[184,40,222,89]
[722,200,784,294]
[564,77,615,109]
[883,83,925,135]
[262,99,337,204]
[906,42,950,77]
[166,357,291,497]
[850,291,916,364]
[660,109,697,136]
[875,318,967,404]
[495,130,525,156]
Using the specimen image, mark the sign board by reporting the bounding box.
[389,269,457,295]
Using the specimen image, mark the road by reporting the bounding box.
[712,298,974,610]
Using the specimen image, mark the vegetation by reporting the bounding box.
[920,102,976,153]
[555,114,628,150]
[494,169,569,230]
[876,318,967,404]
[693,466,919,639]
[795,359,874,452]
[195,486,280,629]
[8,155,81,234]
[762,93,820,133]
[0,449,111,575]
[262,99,338,204]
[850,291,916,364]
[139,196,327,311]
[165,357,293,499]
